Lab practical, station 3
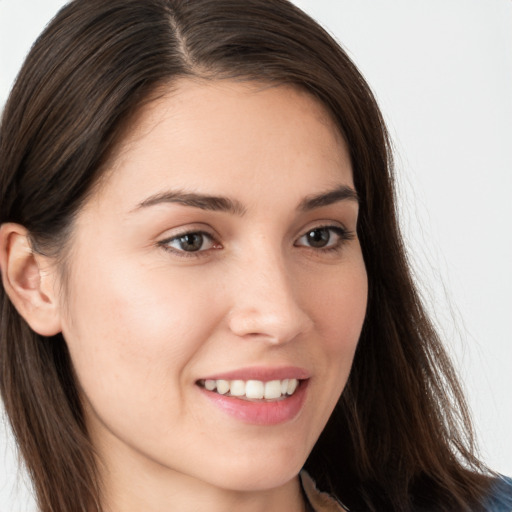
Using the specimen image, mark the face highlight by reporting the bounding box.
[55,81,368,503]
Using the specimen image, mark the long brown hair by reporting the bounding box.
[0,1,494,511]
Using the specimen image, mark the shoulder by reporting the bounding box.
[300,471,512,512]
[483,475,512,511]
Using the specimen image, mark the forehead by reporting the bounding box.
[90,79,352,211]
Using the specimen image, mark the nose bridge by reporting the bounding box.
[228,239,311,343]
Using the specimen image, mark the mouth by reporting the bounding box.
[196,367,310,425]
[197,378,301,401]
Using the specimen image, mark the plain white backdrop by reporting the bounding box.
[1,1,511,510]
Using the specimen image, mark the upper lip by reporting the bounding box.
[199,366,311,382]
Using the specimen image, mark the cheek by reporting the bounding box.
[294,258,367,447]
[59,257,220,403]
[310,258,367,396]
[307,260,368,354]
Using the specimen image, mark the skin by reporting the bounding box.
[24,81,368,511]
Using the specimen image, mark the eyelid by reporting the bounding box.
[294,222,355,251]
[155,220,354,259]
[295,220,351,239]
[157,226,222,258]
[157,222,218,242]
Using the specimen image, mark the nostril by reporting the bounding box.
[228,306,311,344]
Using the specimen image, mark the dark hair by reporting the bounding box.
[0,1,494,511]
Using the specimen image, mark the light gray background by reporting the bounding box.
[1,1,511,510]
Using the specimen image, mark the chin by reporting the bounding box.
[201,448,307,492]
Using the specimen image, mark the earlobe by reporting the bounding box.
[0,223,62,336]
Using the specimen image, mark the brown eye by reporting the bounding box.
[305,228,331,248]
[161,231,217,253]
[295,225,352,251]
[177,233,205,252]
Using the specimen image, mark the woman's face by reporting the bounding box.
[56,81,367,493]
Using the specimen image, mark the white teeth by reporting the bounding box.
[264,380,282,399]
[216,380,230,395]
[287,378,298,395]
[245,380,264,399]
[230,380,246,397]
[200,378,300,399]
[205,379,216,391]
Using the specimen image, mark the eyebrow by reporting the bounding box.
[134,184,358,215]
[298,185,359,211]
[136,190,247,216]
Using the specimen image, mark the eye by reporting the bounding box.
[295,225,353,251]
[159,231,219,254]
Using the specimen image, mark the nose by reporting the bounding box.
[227,246,313,344]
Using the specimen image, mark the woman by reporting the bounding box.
[0,1,510,511]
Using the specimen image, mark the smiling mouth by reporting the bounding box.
[197,378,301,401]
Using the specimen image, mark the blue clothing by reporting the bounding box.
[300,472,512,511]
[484,475,512,511]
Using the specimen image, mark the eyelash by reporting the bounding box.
[158,224,354,259]
[158,230,219,258]
[294,225,355,253]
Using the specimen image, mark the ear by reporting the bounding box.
[0,223,62,336]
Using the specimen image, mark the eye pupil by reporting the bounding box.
[307,228,330,248]
[179,233,203,251]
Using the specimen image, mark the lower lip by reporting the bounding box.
[199,380,308,426]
